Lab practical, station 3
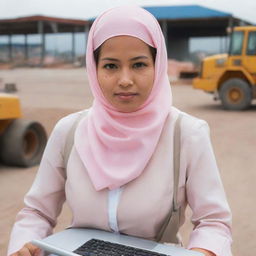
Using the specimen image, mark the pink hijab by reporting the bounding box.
[74,5,172,191]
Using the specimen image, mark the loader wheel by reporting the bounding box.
[219,78,252,110]
[0,119,47,167]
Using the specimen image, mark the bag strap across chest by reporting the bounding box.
[63,110,89,175]
[63,111,183,244]
[156,113,183,244]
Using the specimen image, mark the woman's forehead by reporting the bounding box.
[103,36,149,46]
[100,36,152,54]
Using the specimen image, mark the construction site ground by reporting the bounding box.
[0,68,255,256]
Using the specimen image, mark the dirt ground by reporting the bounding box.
[0,68,255,256]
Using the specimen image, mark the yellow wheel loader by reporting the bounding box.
[0,93,47,167]
[193,26,256,110]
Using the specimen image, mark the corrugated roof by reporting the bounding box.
[0,4,241,36]
[0,15,88,25]
[0,15,88,35]
[144,5,232,20]
[88,5,233,22]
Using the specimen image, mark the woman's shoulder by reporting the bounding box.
[52,108,90,138]
[171,107,209,136]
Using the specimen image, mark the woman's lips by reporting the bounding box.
[115,92,138,100]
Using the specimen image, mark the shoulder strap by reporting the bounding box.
[172,114,182,212]
[156,113,183,243]
[63,111,89,175]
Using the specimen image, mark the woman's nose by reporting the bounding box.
[118,69,134,87]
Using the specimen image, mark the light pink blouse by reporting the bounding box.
[7,107,232,256]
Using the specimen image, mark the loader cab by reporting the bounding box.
[193,26,256,110]
[229,28,256,77]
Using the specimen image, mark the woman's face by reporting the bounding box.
[96,36,155,112]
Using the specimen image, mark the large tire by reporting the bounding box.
[0,119,47,167]
[219,78,252,110]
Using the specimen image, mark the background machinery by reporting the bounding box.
[193,26,256,110]
[0,92,47,167]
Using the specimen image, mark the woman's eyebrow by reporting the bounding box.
[100,57,119,62]
[100,56,149,62]
[130,56,148,61]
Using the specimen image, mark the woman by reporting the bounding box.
[8,6,232,256]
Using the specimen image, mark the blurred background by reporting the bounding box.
[0,1,256,256]
[1,0,255,72]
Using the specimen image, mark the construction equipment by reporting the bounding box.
[193,26,256,110]
[0,93,47,167]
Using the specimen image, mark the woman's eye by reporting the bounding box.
[133,62,147,68]
[103,63,117,69]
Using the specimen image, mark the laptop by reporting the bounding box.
[31,228,203,256]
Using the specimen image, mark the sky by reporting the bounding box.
[1,0,256,24]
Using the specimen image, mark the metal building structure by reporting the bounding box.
[144,5,250,60]
[0,5,251,65]
[0,15,89,65]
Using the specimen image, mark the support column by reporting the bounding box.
[227,16,234,53]
[72,28,76,63]
[8,34,12,62]
[49,22,58,63]
[38,21,45,66]
[228,16,234,30]
[85,23,90,50]
[49,21,58,33]
[162,20,168,49]
[24,34,28,61]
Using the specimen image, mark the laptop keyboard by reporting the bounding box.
[73,238,169,256]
